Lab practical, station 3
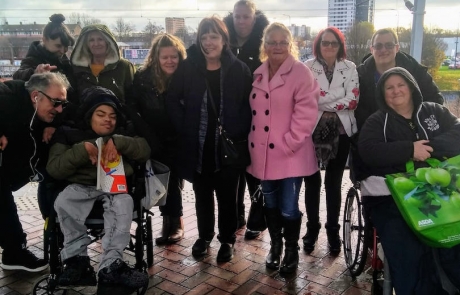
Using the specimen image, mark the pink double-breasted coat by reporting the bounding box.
[247,55,320,181]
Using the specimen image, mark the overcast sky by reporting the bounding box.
[1,0,459,33]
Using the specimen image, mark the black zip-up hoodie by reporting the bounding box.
[356,67,460,180]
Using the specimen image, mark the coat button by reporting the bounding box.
[264,126,269,132]
[269,143,274,149]
[265,110,269,115]
[265,93,269,99]
[251,142,254,148]
[252,110,257,115]
[252,125,255,131]
[252,93,256,99]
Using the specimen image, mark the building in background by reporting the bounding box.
[328,0,375,33]
[165,17,185,35]
[289,24,311,38]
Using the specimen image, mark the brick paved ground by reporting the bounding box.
[0,170,377,295]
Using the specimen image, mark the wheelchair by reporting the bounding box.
[342,136,392,295]
[32,162,154,295]
[342,180,392,295]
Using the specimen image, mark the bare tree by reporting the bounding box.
[67,13,103,26]
[111,17,136,39]
[345,21,374,65]
[143,21,164,35]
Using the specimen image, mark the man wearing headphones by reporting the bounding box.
[0,72,69,272]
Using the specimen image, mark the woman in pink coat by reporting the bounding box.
[246,22,319,274]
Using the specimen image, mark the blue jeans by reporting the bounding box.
[261,177,303,220]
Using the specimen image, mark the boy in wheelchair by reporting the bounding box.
[46,86,151,288]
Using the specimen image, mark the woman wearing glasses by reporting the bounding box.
[247,23,319,274]
[302,27,359,255]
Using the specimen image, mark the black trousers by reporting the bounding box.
[304,134,350,226]
[193,167,240,244]
[237,172,260,218]
[0,183,27,250]
[159,172,184,217]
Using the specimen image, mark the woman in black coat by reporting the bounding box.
[129,34,187,245]
[166,16,252,262]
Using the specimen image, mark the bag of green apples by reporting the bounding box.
[385,154,460,248]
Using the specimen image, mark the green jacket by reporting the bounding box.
[47,134,150,186]
[70,24,135,103]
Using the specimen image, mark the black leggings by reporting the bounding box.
[304,134,350,226]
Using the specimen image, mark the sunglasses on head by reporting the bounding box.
[372,42,397,51]
[321,41,340,48]
[38,91,69,108]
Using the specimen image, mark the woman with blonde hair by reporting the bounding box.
[130,33,187,245]
[71,24,135,103]
[247,22,319,274]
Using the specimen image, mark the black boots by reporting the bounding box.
[325,223,341,255]
[156,216,184,245]
[168,217,184,243]
[155,216,170,245]
[280,216,302,274]
[264,207,283,269]
[302,221,321,253]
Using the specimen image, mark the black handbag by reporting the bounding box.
[205,80,250,169]
[247,186,267,231]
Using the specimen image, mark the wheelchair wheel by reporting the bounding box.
[33,274,68,295]
[146,215,154,267]
[343,185,368,277]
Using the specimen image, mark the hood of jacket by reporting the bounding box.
[223,10,269,49]
[186,44,239,76]
[375,66,424,113]
[71,24,120,67]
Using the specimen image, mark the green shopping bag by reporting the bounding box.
[385,155,460,248]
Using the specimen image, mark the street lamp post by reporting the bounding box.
[403,0,426,62]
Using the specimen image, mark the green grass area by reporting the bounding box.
[434,66,460,91]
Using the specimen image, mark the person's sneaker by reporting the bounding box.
[191,238,211,257]
[216,243,234,262]
[59,256,97,287]
[1,248,48,272]
[98,259,148,289]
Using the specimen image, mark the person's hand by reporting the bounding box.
[42,127,56,144]
[102,138,119,166]
[34,64,57,74]
[413,140,433,161]
[84,142,98,165]
[0,135,8,150]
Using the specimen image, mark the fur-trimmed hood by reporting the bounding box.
[223,10,269,73]
[223,10,269,49]
[70,24,120,67]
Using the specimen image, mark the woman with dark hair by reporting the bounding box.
[130,34,187,245]
[223,0,269,239]
[13,14,75,83]
[166,16,252,262]
[302,27,359,254]
[358,67,460,294]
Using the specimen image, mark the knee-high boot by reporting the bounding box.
[264,207,283,269]
[325,223,341,255]
[280,215,302,274]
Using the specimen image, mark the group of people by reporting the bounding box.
[1,1,459,293]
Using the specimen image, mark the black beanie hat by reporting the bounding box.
[84,95,119,119]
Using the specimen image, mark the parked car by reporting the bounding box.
[448,62,460,69]
[443,59,451,66]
